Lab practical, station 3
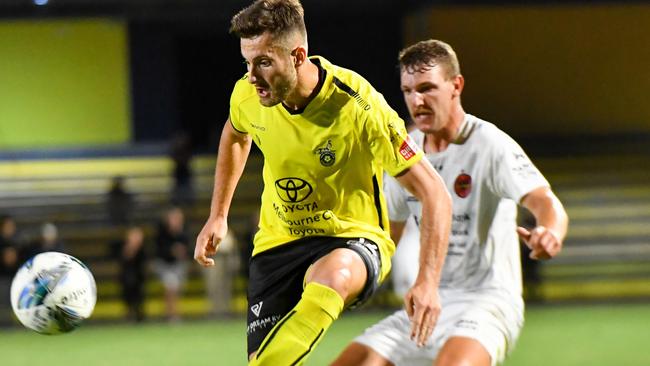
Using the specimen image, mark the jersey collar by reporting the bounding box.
[282,57,328,115]
[452,114,476,145]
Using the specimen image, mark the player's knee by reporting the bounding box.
[308,249,366,302]
[311,266,354,300]
[331,342,394,366]
[435,354,475,366]
[435,338,491,366]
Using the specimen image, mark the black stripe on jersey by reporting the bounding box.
[229,118,247,134]
[332,77,371,111]
[372,175,384,229]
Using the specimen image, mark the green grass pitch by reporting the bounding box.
[1,304,648,365]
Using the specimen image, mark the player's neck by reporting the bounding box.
[282,60,320,112]
[424,108,465,153]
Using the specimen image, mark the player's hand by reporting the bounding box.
[404,281,441,347]
[517,226,562,260]
[194,217,228,267]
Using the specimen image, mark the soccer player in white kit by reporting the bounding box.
[331,39,569,366]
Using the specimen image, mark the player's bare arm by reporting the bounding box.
[194,120,252,267]
[517,186,568,260]
[395,158,452,347]
[389,220,407,244]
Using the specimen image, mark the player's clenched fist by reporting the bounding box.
[194,217,228,267]
[517,226,562,260]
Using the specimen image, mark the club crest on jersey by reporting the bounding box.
[314,140,336,167]
[399,135,418,160]
[454,173,472,198]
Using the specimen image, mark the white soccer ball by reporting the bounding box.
[10,251,97,334]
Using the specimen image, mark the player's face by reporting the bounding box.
[241,32,298,107]
[401,65,460,133]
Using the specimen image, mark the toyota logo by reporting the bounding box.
[275,178,313,203]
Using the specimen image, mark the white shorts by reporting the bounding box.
[154,260,188,291]
[355,291,523,366]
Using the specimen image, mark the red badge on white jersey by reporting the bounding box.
[399,135,418,160]
[454,173,472,198]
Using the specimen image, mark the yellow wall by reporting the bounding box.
[404,4,650,136]
[0,19,130,148]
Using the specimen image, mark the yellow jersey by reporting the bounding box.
[230,56,422,280]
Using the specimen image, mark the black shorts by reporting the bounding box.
[246,236,382,355]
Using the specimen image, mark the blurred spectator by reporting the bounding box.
[202,229,238,316]
[22,222,66,260]
[106,175,134,226]
[153,206,190,321]
[114,226,148,323]
[239,209,259,280]
[0,214,20,326]
[0,215,20,276]
[170,131,194,206]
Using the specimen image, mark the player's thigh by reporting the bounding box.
[432,295,516,366]
[353,310,430,366]
[331,342,395,366]
[305,247,367,303]
[435,336,491,366]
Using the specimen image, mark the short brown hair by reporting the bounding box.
[398,39,460,79]
[230,0,307,45]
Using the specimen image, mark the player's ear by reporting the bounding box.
[291,46,307,67]
[452,74,464,97]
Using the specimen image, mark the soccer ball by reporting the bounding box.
[10,252,97,334]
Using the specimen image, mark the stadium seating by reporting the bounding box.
[1,151,649,323]
[531,154,650,302]
[0,153,263,321]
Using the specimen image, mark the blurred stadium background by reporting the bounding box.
[1,0,649,365]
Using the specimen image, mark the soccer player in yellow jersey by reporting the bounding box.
[193,1,452,365]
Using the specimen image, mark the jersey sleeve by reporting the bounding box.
[487,132,550,202]
[383,173,411,222]
[229,76,251,134]
[364,92,423,177]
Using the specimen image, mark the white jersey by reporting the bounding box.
[385,114,549,302]
[390,215,420,298]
